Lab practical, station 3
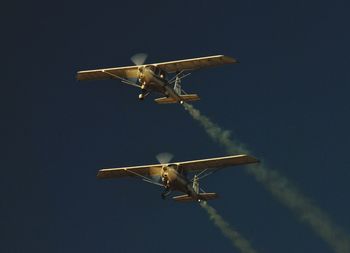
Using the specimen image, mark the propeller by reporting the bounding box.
[149,152,174,182]
[156,152,174,164]
[128,53,148,84]
[130,53,148,66]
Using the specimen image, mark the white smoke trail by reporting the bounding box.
[200,201,257,253]
[184,103,350,253]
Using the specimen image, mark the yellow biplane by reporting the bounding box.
[98,153,258,202]
[77,54,237,104]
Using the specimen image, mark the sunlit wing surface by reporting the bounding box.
[97,164,162,179]
[98,155,258,179]
[154,55,237,73]
[177,154,258,173]
[77,55,236,81]
[76,66,139,81]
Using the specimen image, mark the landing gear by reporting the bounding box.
[161,187,171,200]
[138,90,149,101]
[161,192,166,200]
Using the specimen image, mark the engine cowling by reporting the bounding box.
[161,164,179,187]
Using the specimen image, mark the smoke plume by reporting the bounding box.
[184,103,350,253]
[200,201,257,253]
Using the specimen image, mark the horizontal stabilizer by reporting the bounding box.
[154,94,200,104]
[173,193,218,202]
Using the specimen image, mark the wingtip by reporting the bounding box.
[76,71,84,81]
[242,154,260,164]
[221,55,239,64]
[96,169,105,179]
[251,156,260,164]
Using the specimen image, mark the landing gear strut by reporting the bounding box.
[161,187,171,200]
[138,90,149,100]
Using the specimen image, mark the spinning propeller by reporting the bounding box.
[130,53,148,66]
[128,53,148,89]
[149,152,174,183]
[156,152,174,164]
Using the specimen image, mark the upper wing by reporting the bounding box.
[177,154,258,173]
[76,66,139,81]
[97,154,258,179]
[77,55,236,81]
[154,55,237,73]
[97,164,162,179]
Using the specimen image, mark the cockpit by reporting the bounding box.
[146,65,167,79]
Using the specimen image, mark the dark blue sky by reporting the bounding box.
[2,1,350,252]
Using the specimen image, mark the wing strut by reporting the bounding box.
[124,168,164,188]
[142,179,165,188]
[190,168,214,182]
[102,70,141,88]
[168,70,185,83]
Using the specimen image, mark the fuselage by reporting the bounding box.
[161,165,198,198]
[138,65,183,102]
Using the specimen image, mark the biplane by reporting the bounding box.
[77,54,238,104]
[97,153,259,202]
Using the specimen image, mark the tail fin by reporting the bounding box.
[154,94,200,104]
[173,193,219,202]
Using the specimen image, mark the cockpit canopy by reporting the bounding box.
[147,65,167,79]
